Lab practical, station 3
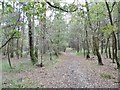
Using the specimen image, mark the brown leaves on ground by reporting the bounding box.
[2,50,119,88]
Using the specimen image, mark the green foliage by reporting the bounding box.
[3,79,36,88]
[42,54,58,68]
[22,2,46,21]
[76,51,83,56]
[90,2,106,23]
[9,30,21,38]
[4,3,14,14]
[100,73,115,79]
[2,60,33,73]
[101,24,118,36]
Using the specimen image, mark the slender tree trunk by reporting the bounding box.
[48,41,52,60]
[105,1,120,68]
[20,15,25,58]
[35,37,38,59]
[85,29,90,59]
[117,32,120,51]
[101,33,104,54]
[93,36,103,65]
[82,40,86,57]
[76,37,80,53]
[118,2,120,87]
[16,26,20,59]
[10,39,14,58]
[105,36,110,58]
[85,0,93,59]
[117,1,120,62]
[108,41,112,59]
[7,43,12,68]
[28,15,36,65]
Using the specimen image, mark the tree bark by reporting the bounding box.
[108,41,112,59]
[28,15,36,65]
[101,33,104,54]
[93,36,103,65]
[7,42,12,68]
[105,1,120,68]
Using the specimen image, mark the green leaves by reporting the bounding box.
[4,3,14,14]
[9,30,21,39]
[101,24,118,36]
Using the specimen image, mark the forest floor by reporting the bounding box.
[1,48,119,88]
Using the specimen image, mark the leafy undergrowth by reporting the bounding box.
[38,54,58,68]
[2,60,34,73]
[100,73,115,79]
[2,54,59,88]
[2,54,58,73]
[1,50,119,88]
[2,77,37,88]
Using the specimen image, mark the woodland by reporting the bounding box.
[0,0,120,88]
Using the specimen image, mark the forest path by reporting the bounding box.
[2,48,118,88]
[16,48,118,88]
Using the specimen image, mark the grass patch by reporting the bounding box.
[118,50,120,59]
[2,60,34,73]
[100,73,115,79]
[76,52,83,56]
[2,79,37,88]
[39,54,58,68]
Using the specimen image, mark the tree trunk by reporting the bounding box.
[16,26,20,59]
[117,32,120,51]
[101,33,104,54]
[82,40,86,57]
[105,36,110,58]
[28,15,36,65]
[35,37,38,59]
[93,36,103,65]
[48,42,52,60]
[20,14,25,57]
[117,1,120,61]
[10,39,14,58]
[7,42,12,68]
[76,37,80,53]
[105,1,120,68]
[108,41,112,59]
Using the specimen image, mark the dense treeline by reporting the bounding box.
[0,0,120,70]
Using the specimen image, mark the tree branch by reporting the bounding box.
[110,2,116,13]
[46,1,78,12]
[0,32,16,49]
[0,14,20,49]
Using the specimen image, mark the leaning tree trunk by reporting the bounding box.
[105,1,120,68]
[117,1,120,67]
[118,2,120,87]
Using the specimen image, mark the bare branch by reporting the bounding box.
[0,32,16,49]
[46,1,78,12]
[110,2,116,13]
[0,14,20,49]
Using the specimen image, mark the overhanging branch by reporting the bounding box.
[0,32,16,49]
[0,15,20,49]
[46,1,78,12]
[110,2,116,13]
